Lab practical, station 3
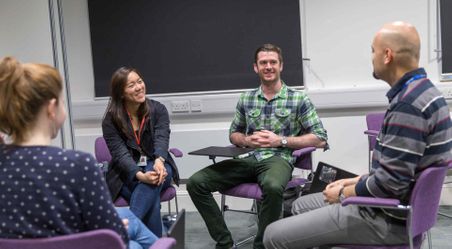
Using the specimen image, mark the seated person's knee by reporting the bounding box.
[186,173,204,192]
[262,181,284,197]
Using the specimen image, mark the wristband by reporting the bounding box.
[338,186,346,202]
[156,156,165,163]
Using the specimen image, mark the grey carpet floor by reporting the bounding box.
[180,206,452,249]
[185,211,257,249]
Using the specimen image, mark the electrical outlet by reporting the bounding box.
[190,100,202,112]
[442,87,452,99]
[171,100,190,113]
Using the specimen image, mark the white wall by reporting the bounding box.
[2,0,451,209]
[60,0,448,175]
[301,0,440,89]
[0,0,53,64]
[0,0,71,148]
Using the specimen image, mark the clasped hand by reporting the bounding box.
[246,130,281,148]
[322,176,361,204]
[322,182,343,204]
[136,160,167,185]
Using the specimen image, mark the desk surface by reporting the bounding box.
[188,146,254,158]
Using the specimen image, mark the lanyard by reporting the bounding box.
[126,111,146,146]
[403,74,426,88]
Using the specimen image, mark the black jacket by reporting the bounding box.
[102,99,180,200]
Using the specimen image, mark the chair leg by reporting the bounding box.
[233,201,257,248]
[166,195,179,216]
[427,230,432,249]
[438,211,452,218]
[254,200,260,222]
[174,194,179,215]
[221,194,226,216]
[167,200,172,215]
[220,196,258,248]
[235,235,256,247]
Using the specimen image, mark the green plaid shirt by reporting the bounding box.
[229,83,328,163]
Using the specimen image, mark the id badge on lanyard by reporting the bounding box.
[137,154,147,167]
[127,110,147,169]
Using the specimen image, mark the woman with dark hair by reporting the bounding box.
[0,57,157,249]
[102,66,180,236]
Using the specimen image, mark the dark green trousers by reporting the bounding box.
[187,156,293,249]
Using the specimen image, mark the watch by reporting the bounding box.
[338,186,346,202]
[156,156,165,163]
[281,136,288,147]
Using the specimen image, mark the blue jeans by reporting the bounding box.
[116,207,158,249]
[121,161,173,237]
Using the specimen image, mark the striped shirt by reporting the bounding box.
[356,68,452,218]
[229,83,328,163]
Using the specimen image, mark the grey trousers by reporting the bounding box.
[263,193,408,249]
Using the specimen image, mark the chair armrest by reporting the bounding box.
[364,130,379,137]
[341,196,400,208]
[149,237,177,249]
[292,147,316,157]
[169,148,183,158]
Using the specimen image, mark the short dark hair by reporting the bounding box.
[254,44,283,63]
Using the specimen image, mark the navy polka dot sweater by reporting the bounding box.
[0,144,128,242]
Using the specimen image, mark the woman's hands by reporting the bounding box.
[135,159,167,185]
[153,158,167,185]
[122,219,129,230]
[136,171,160,185]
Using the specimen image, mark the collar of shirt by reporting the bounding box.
[256,81,289,101]
[386,68,427,102]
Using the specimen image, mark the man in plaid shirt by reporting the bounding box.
[188,44,328,249]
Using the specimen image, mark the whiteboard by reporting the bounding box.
[301,0,433,90]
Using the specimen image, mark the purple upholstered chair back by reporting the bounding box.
[0,229,126,249]
[94,136,183,166]
[95,136,112,163]
[337,162,449,249]
[409,164,448,238]
[292,147,315,170]
[365,112,385,151]
[0,229,177,249]
[150,237,177,249]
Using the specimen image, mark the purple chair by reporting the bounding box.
[94,137,180,215]
[0,229,176,249]
[333,162,450,249]
[364,112,385,172]
[150,237,177,249]
[0,229,125,249]
[219,146,317,247]
[438,163,452,219]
